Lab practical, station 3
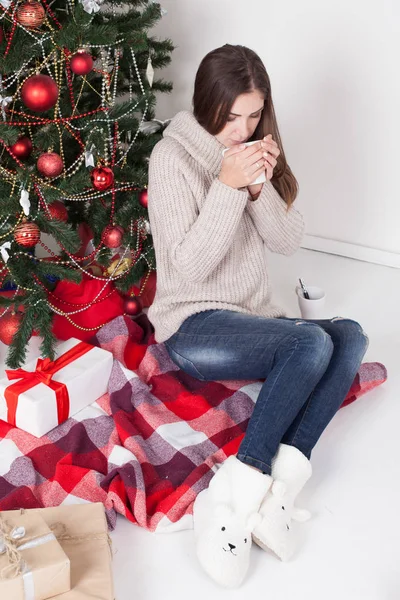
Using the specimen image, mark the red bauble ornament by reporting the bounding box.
[21,74,59,113]
[48,200,68,222]
[91,166,114,191]
[10,136,33,160]
[0,312,22,346]
[70,51,93,76]
[14,221,40,247]
[138,189,148,208]
[124,296,142,316]
[17,1,46,29]
[37,151,63,178]
[102,225,124,248]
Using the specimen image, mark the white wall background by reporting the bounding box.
[152,0,400,264]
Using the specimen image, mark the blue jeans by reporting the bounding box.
[164,310,369,474]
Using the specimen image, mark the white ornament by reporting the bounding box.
[85,144,96,167]
[0,242,11,264]
[19,189,30,216]
[148,0,168,16]
[139,118,171,135]
[80,0,103,14]
[0,93,13,121]
[146,55,154,88]
[0,0,11,9]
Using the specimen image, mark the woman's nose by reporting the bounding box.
[236,122,251,140]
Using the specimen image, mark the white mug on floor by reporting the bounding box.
[296,285,326,320]
[222,140,266,185]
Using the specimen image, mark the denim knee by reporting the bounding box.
[279,323,334,374]
[330,317,369,353]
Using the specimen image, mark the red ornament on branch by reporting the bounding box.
[21,74,59,113]
[10,136,33,160]
[48,200,68,222]
[37,151,63,177]
[102,225,124,249]
[17,1,46,29]
[0,312,23,346]
[14,220,40,247]
[124,296,142,316]
[138,189,148,208]
[91,166,114,191]
[70,50,93,76]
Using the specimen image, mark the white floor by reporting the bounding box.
[111,248,400,600]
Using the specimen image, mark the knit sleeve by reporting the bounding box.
[148,142,248,283]
[246,179,305,255]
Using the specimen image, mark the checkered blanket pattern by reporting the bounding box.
[0,315,387,532]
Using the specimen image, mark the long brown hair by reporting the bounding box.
[193,44,298,208]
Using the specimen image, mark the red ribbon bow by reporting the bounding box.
[4,341,93,429]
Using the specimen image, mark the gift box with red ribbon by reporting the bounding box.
[0,338,113,438]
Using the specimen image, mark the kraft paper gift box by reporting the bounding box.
[7,503,114,600]
[0,337,113,438]
[0,511,70,599]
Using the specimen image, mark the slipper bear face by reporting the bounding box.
[195,504,260,588]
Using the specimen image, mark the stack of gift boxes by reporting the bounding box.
[0,503,114,599]
[0,338,116,597]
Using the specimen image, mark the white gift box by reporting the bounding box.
[0,338,113,438]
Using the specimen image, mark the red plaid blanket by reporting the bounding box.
[0,315,387,532]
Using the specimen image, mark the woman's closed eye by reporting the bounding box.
[227,113,262,123]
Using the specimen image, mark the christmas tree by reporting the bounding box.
[0,0,173,368]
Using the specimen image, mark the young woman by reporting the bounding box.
[147,44,368,587]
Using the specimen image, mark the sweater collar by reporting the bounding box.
[163,110,225,175]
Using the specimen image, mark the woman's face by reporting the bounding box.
[215,89,265,148]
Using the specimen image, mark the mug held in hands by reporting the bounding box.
[222,140,267,186]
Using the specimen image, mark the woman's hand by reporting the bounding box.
[263,134,280,180]
[248,135,281,200]
[219,142,266,189]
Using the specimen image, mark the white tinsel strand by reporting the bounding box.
[115,50,149,166]
[68,98,142,131]
[111,48,121,105]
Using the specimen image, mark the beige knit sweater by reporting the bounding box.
[147,110,305,343]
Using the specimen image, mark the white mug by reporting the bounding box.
[296,285,326,320]
[222,140,266,185]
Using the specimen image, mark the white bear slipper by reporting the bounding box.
[253,444,312,561]
[193,455,273,588]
